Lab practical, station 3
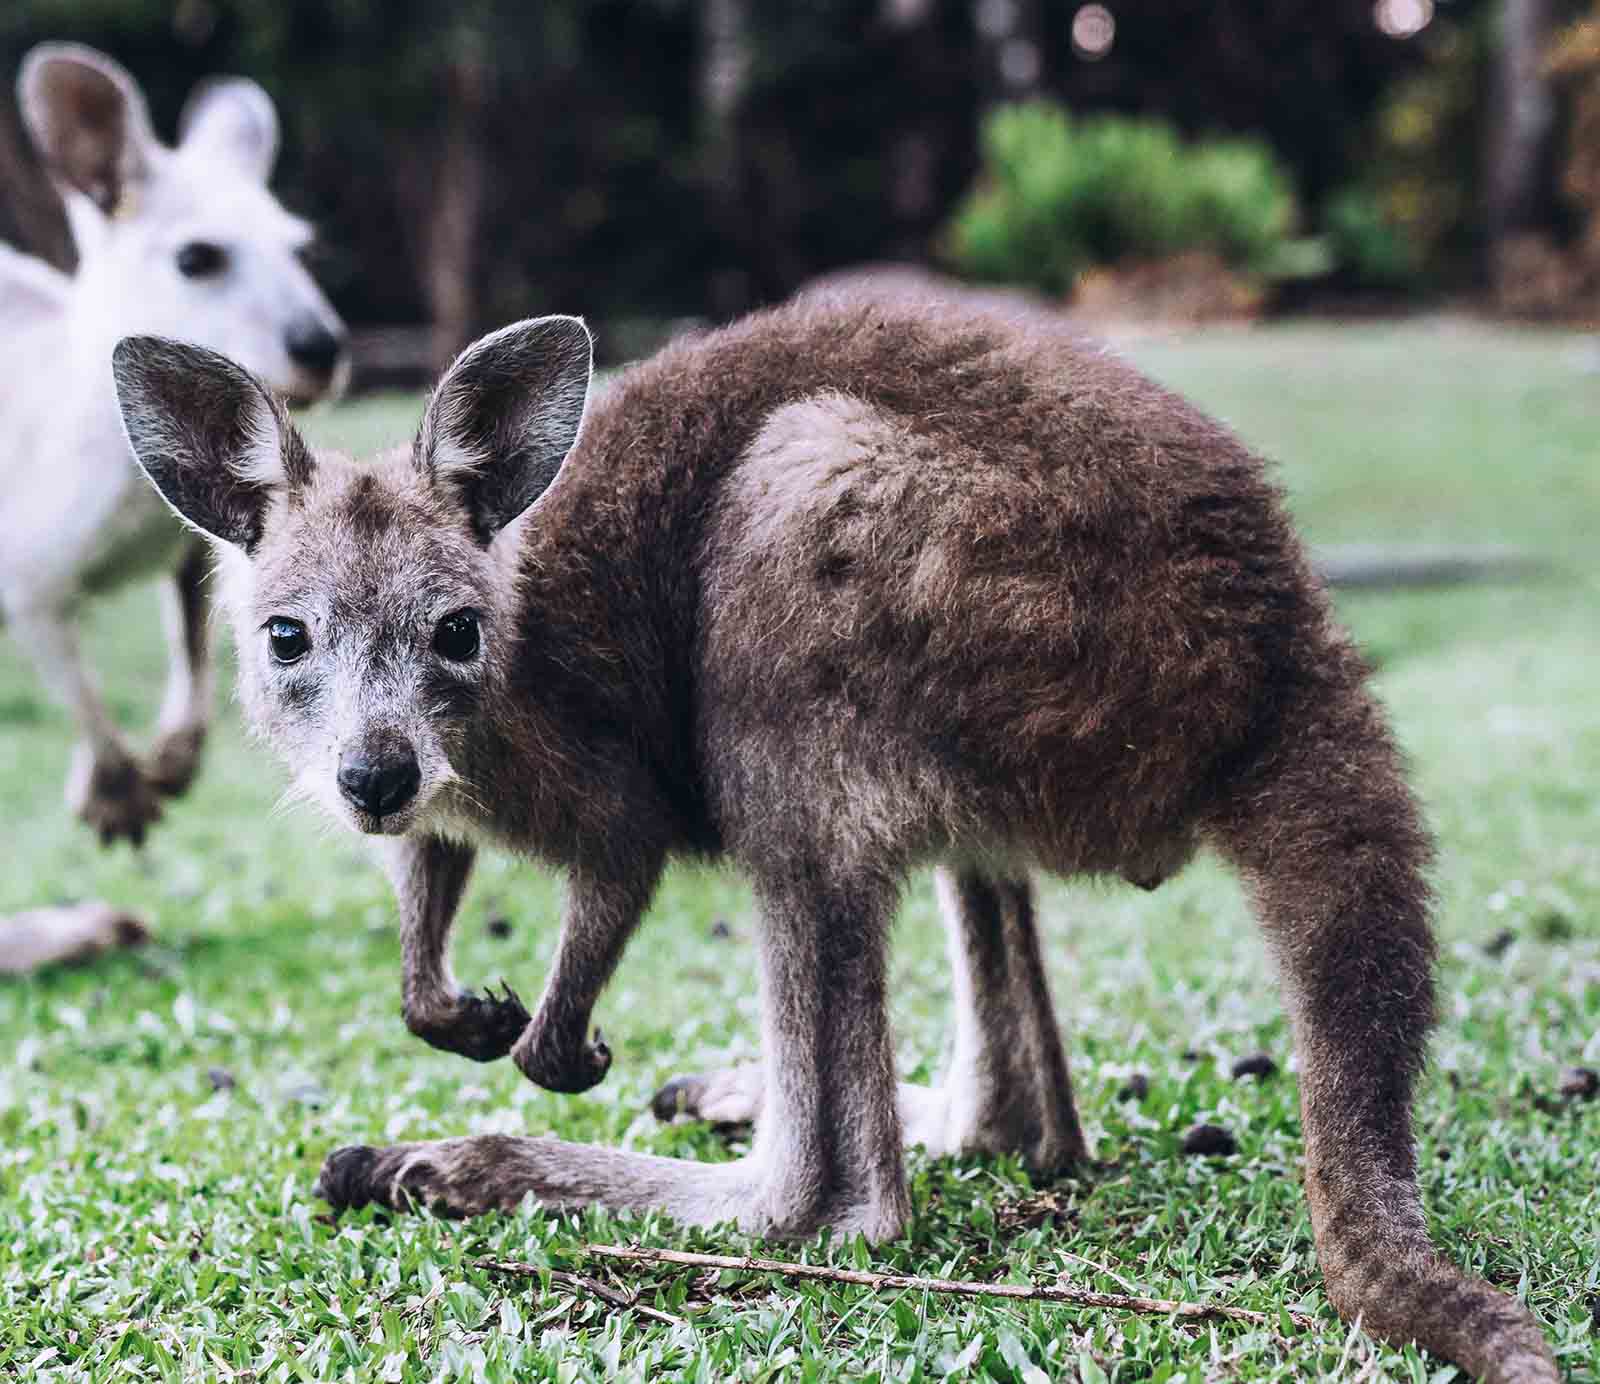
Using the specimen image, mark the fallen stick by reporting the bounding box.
[583,1244,1319,1330]
[476,1257,688,1328]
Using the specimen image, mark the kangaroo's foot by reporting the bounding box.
[0,902,149,975]
[313,1134,902,1238]
[652,1062,763,1126]
[69,744,163,846]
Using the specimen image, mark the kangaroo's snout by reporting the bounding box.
[285,317,346,379]
[337,745,421,819]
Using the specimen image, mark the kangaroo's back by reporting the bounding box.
[528,294,1332,874]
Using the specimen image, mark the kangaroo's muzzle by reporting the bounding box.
[285,316,346,379]
[337,746,420,818]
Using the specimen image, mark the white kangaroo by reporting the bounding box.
[0,43,346,862]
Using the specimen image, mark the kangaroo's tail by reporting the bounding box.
[1206,644,1556,1383]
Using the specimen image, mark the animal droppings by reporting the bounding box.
[1181,1123,1238,1157]
[1230,1053,1278,1080]
[1558,1067,1598,1101]
[1483,928,1517,958]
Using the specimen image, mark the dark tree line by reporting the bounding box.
[3,0,1461,357]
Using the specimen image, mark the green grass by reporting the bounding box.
[2,320,1597,1382]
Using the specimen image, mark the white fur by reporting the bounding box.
[0,44,344,829]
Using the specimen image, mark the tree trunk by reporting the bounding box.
[1484,0,1557,257]
[974,0,1048,102]
[882,0,977,258]
[883,0,941,239]
[412,41,490,373]
[701,0,756,314]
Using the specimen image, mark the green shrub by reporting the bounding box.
[1322,185,1422,290]
[945,103,1297,294]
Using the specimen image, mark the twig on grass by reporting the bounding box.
[476,1257,689,1328]
[402,1283,443,1363]
[583,1244,1319,1331]
[1056,1246,1138,1295]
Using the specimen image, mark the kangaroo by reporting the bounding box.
[111,295,1556,1382]
[0,43,346,849]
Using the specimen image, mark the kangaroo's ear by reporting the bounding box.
[415,315,593,543]
[178,77,279,183]
[19,44,159,215]
[112,337,314,552]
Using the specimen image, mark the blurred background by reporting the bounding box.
[6,0,1600,378]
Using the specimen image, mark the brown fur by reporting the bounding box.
[114,294,1556,1382]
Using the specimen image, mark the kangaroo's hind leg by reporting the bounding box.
[653,865,1088,1175]
[147,538,213,797]
[909,866,1088,1171]
[6,597,162,845]
[1211,673,1556,1384]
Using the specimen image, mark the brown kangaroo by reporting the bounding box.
[110,292,1556,1382]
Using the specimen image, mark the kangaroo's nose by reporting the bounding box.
[337,747,420,817]
[286,318,345,377]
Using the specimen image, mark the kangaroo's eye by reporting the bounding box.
[267,618,309,664]
[176,241,228,278]
[433,609,480,662]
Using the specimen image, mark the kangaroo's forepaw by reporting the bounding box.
[71,749,163,847]
[147,724,207,797]
[404,982,532,1062]
[512,1021,613,1093]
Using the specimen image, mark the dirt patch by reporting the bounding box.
[1072,251,1266,328]
[996,1186,1080,1234]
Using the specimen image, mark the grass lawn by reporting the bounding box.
[1,319,1597,1382]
